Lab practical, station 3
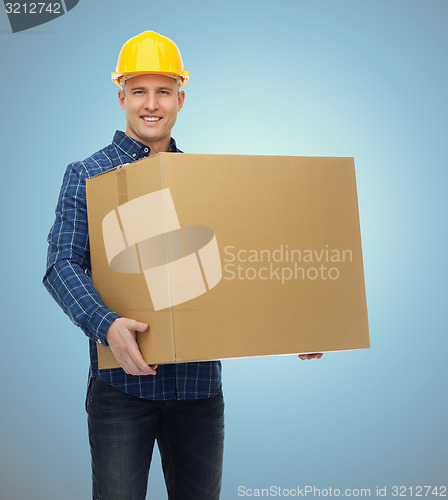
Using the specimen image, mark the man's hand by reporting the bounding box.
[298,353,323,360]
[105,318,157,376]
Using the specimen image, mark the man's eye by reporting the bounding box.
[159,90,169,95]
[134,90,144,95]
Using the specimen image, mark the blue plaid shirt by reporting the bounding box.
[43,131,222,400]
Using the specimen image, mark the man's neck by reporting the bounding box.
[147,140,170,155]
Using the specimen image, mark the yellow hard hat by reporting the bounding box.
[111,31,189,89]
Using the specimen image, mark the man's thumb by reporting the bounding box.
[132,321,149,333]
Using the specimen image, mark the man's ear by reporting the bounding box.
[178,90,185,112]
[118,89,125,110]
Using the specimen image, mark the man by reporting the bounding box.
[44,31,225,500]
[44,30,322,500]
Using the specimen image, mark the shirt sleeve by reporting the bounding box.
[43,161,119,345]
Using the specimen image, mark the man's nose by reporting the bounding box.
[144,92,159,111]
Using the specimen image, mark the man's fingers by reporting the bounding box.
[299,353,323,360]
[122,356,156,376]
[125,342,157,376]
[124,360,156,377]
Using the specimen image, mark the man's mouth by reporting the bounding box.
[142,116,161,122]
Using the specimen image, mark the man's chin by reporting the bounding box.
[134,131,159,144]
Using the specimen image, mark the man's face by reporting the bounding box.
[118,74,185,152]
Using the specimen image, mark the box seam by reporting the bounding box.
[160,154,178,363]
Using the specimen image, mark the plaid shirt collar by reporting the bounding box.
[112,130,180,162]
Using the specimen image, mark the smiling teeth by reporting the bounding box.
[143,117,160,121]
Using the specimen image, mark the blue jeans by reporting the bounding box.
[86,377,225,500]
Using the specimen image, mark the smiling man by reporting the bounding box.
[43,31,224,500]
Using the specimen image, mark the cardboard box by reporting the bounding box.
[86,154,369,369]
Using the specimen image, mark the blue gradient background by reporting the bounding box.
[1,1,447,498]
